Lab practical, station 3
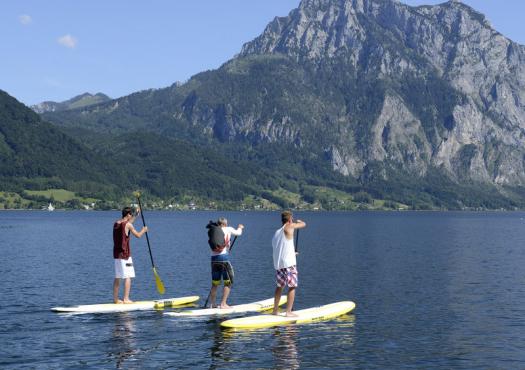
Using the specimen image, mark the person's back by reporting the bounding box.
[113,220,130,259]
[271,210,306,317]
[112,207,147,304]
[272,225,296,270]
[206,217,244,309]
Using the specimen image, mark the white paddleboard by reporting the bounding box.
[51,296,200,313]
[220,301,356,329]
[165,297,287,317]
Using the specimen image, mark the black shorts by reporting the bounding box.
[211,261,234,287]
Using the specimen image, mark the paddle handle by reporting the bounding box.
[136,195,156,268]
[295,229,300,253]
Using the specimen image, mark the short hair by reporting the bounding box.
[122,207,133,218]
[281,210,292,224]
[217,217,227,226]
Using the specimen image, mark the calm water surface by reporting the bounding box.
[1,211,525,369]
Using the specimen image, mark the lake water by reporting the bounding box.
[1,210,525,369]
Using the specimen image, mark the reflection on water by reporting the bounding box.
[212,314,356,369]
[108,313,139,369]
[272,326,300,370]
[209,320,232,369]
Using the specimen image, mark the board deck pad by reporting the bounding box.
[165,297,287,317]
[51,296,200,313]
[220,301,356,329]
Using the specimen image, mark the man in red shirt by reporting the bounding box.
[113,207,148,303]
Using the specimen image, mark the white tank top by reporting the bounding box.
[272,226,296,270]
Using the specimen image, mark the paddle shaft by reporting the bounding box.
[136,196,156,268]
[295,229,300,253]
[229,236,238,252]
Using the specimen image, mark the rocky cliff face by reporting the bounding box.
[43,0,525,190]
[239,0,525,186]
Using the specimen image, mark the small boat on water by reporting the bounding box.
[47,203,55,211]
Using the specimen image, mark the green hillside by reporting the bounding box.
[0,90,121,197]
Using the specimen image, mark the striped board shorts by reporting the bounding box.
[275,265,298,288]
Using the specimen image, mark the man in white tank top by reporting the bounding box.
[272,210,306,316]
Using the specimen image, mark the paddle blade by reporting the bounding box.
[153,267,165,295]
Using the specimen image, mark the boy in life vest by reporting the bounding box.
[113,207,148,304]
[272,210,306,317]
[206,217,244,308]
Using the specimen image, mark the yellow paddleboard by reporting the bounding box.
[165,297,287,317]
[51,296,199,314]
[220,301,356,329]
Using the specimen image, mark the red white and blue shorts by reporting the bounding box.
[275,265,298,288]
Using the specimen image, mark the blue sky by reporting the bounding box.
[2,0,524,106]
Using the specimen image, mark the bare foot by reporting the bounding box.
[272,309,279,316]
[114,299,123,304]
[123,299,134,304]
[219,303,231,309]
[285,312,299,317]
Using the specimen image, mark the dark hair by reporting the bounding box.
[281,210,292,224]
[122,207,133,218]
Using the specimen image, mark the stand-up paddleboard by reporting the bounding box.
[165,297,287,317]
[221,301,356,329]
[51,296,200,313]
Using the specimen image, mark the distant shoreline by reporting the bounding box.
[0,208,522,212]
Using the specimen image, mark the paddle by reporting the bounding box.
[134,191,165,295]
[295,229,300,253]
[228,235,238,252]
[203,235,238,308]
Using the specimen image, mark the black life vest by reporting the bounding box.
[206,221,226,252]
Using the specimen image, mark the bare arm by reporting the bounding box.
[284,220,306,239]
[127,223,148,238]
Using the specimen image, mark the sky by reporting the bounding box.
[2,0,524,106]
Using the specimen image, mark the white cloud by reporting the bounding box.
[57,34,78,49]
[19,14,32,25]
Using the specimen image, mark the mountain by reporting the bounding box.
[240,0,525,186]
[41,0,525,209]
[2,90,337,209]
[31,92,111,113]
[0,90,119,197]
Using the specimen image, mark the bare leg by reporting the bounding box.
[209,285,218,308]
[285,287,298,317]
[113,278,123,303]
[220,285,232,308]
[123,278,133,303]
[273,286,283,315]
